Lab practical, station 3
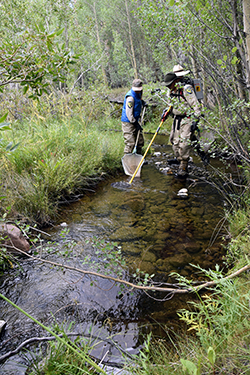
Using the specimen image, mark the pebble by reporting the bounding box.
[153,152,161,157]
[60,222,68,227]
[160,167,173,174]
[177,188,188,198]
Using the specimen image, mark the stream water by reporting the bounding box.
[0,137,229,374]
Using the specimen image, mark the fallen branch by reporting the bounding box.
[0,332,133,363]
[2,243,250,294]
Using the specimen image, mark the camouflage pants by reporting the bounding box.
[170,118,192,166]
[122,122,144,154]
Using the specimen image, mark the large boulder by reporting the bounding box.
[0,223,30,255]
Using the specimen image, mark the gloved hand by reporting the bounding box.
[134,120,143,131]
[161,107,172,122]
[161,108,168,121]
[190,118,199,132]
[195,144,210,166]
[200,151,210,166]
[142,100,148,108]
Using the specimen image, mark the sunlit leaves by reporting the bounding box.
[0,113,10,131]
[0,113,8,124]
[0,21,78,98]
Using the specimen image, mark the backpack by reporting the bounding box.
[183,76,203,101]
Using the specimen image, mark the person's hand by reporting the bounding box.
[161,106,172,122]
[142,100,148,108]
[161,109,168,120]
[199,150,210,166]
[134,120,143,131]
[190,118,199,132]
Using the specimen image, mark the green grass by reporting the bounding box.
[0,115,124,224]
[29,341,97,375]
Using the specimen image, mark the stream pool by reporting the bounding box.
[0,139,229,374]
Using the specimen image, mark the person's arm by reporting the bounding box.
[125,96,136,123]
[184,85,201,118]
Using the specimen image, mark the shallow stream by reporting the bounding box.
[0,137,229,374]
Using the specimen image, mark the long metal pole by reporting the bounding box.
[129,106,172,184]
[129,120,163,184]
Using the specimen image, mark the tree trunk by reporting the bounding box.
[243,0,250,95]
[231,0,246,100]
[93,2,108,86]
[191,45,198,78]
[125,0,138,79]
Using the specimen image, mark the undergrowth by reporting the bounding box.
[0,115,124,224]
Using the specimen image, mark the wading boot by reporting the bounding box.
[177,161,188,178]
[167,158,180,165]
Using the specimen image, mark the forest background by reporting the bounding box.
[1,0,250,223]
[1,0,250,374]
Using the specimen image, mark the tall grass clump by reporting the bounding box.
[225,207,250,268]
[29,340,106,375]
[0,115,124,224]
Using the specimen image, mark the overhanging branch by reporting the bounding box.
[2,244,250,294]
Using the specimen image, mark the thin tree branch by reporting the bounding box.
[0,332,134,363]
[2,242,250,294]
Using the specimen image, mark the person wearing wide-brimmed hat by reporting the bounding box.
[121,79,145,155]
[162,64,201,177]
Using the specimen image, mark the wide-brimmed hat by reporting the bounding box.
[165,72,178,87]
[173,64,190,76]
[132,79,143,91]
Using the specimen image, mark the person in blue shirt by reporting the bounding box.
[121,79,144,155]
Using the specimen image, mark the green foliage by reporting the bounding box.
[0,248,15,273]
[207,346,216,366]
[0,113,20,154]
[30,340,95,374]
[180,359,200,375]
[85,237,126,278]
[0,27,78,98]
[177,267,250,372]
[225,208,250,265]
[110,31,133,86]
[180,346,215,375]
